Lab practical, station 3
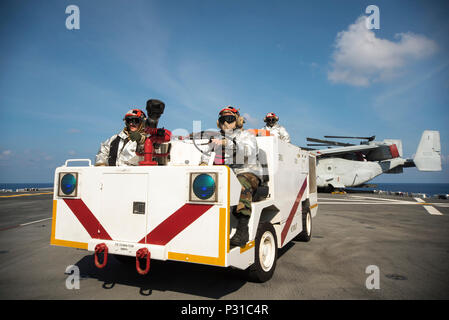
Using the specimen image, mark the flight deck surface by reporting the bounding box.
[0,191,448,300]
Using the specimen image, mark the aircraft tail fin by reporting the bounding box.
[413,130,442,171]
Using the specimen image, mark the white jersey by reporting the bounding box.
[263,123,290,143]
[95,130,143,166]
[201,129,264,180]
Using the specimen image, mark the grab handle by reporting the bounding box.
[64,159,92,167]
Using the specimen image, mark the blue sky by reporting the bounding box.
[0,0,448,183]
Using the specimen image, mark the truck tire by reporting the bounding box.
[248,222,278,283]
[295,207,312,242]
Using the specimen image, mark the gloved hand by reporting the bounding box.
[129,131,144,143]
[156,128,166,137]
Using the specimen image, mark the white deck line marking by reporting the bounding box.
[319,197,403,202]
[349,195,411,203]
[319,198,390,202]
[0,192,53,198]
[19,217,52,226]
[319,195,413,204]
[320,196,413,205]
[319,202,385,205]
[319,201,441,205]
[414,198,443,215]
[424,206,444,215]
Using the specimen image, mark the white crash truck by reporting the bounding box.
[51,128,318,282]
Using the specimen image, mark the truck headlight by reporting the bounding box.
[189,173,218,202]
[58,172,78,197]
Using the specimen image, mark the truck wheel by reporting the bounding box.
[248,222,278,283]
[295,207,312,242]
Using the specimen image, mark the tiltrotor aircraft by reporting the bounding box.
[305,130,441,190]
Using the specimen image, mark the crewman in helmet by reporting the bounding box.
[200,106,263,247]
[95,108,147,166]
[262,112,290,143]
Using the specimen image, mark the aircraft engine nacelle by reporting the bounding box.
[365,144,400,161]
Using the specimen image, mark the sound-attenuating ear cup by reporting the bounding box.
[236,116,245,128]
[217,114,244,128]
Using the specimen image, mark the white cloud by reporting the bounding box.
[328,16,438,86]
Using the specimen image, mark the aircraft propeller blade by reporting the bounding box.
[306,137,354,147]
[300,146,317,151]
[324,135,376,141]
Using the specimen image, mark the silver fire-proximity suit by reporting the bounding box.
[263,123,290,143]
[95,130,144,166]
[200,129,264,181]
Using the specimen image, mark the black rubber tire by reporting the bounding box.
[295,207,312,242]
[248,222,278,283]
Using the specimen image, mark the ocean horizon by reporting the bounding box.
[1,182,448,197]
[348,182,449,197]
[0,183,54,191]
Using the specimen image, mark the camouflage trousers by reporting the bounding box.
[235,172,260,217]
